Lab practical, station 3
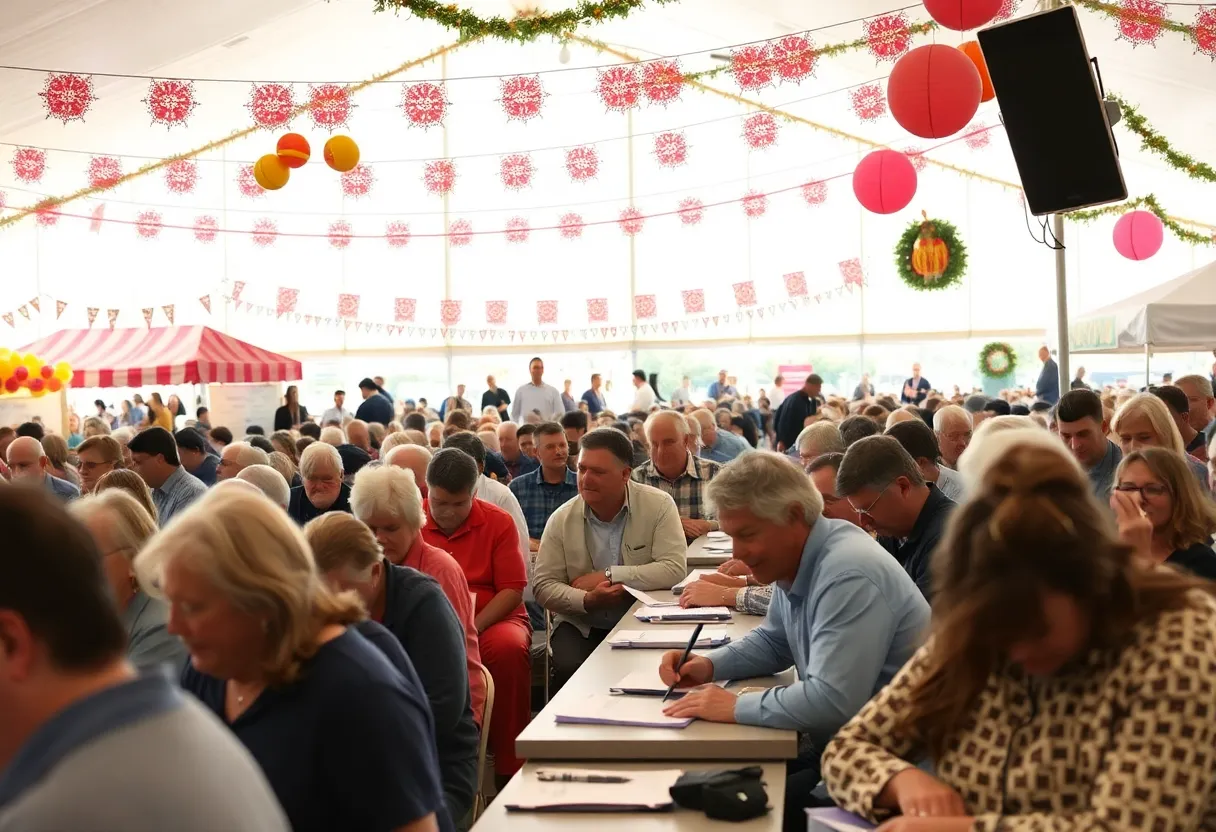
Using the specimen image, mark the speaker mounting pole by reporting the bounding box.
[1047,0,1070,395]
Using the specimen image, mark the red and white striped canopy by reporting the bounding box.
[20,326,302,388]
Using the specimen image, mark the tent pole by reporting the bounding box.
[1145,343,1151,386]
[1049,0,1071,394]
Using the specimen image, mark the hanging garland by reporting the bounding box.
[978,342,1017,379]
[1066,194,1213,246]
[894,214,967,292]
[1108,94,1216,183]
[373,0,678,42]
[1073,0,1215,55]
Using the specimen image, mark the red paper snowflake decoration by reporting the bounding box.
[337,293,360,320]
[558,212,585,239]
[850,84,887,122]
[328,220,353,249]
[993,0,1020,21]
[677,197,704,226]
[642,60,684,105]
[681,289,705,315]
[341,164,374,199]
[596,65,640,112]
[88,156,122,189]
[537,300,558,325]
[801,180,828,206]
[635,295,657,319]
[308,84,354,130]
[247,83,294,129]
[865,13,913,62]
[400,82,448,128]
[504,216,530,244]
[733,281,758,307]
[394,298,416,322]
[654,132,688,168]
[12,148,46,184]
[485,301,508,325]
[731,44,774,91]
[904,147,928,172]
[784,271,808,297]
[386,220,411,248]
[164,159,198,195]
[34,200,59,228]
[236,165,265,199]
[1118,0,1167,45]
[1197,8,1216,58]
[136,211,162,239]
[742,191,768,219]
[840,258,866,288]
[565,145,599,182]
[771,35,817,84]
[251,218,278,247]
[964,123,991,150]
[587,298,609,323]
[500,153,534,190]
[500,75,545,122]
[194,215,218,243]
[743,113,779,150]
[40,73,95,124]
[440,300,462,326]
[449,219,473,247]
[144,80,198,128]
[618,206,645,236]
[423,159,457,195]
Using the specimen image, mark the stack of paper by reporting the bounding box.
[608,628,730,649]
[553,694,694,728]
[505,767,684,813]
[672,569,721,594]
[635,605,732,623]
[610,669,731,697]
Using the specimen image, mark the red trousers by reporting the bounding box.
[479,614,532,775]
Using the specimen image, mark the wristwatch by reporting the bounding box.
[604,566,613,583]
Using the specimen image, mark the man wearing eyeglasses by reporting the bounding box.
[932,404,973,470]
[835,436,956,600]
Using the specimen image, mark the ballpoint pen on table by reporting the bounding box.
[536,771,632,783]
[661,622,705,702]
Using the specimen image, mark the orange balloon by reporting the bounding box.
[959,41,995,103]
[276,133,311,169]
[47,378,62,393]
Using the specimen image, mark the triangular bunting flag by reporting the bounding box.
[1,313,12,328]
[142,308,154,328]
[199,295,211,314]
[56,300,67,319]
[231,281,246,303]
[17,306,29,320]
[161,304,175,324]
[107,309,119,329]
[89,203,106,233]
[87,307,99,327]
[28,298,40,313]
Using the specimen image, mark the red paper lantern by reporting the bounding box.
[1112,210,1164,261]
[923,0,1002,30]
[958,42,995,102]
[888,45,982,139]
[852,149,918,215]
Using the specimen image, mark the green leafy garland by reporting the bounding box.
[978,342,1017,379]
[1066,194,1213,247]
[894,217,967,292]
[1109,95,1216,184]
[373,0,678,42]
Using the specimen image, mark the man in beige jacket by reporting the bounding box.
[533,427,688,689]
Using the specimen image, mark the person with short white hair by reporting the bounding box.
[319,426,345,447]
[690,408,750,464]
[237,464,291,510]
[216,441,270,482]
[379,431,410,458]
[794,421,844,469]
[885,408,917,430]
[288,441,350,524]
[932,404,973,470]
[633,410,722,540]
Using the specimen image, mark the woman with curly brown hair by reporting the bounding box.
[822,431,1216,831]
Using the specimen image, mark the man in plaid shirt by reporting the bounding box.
[631,410,722,540]
[508,422,579,550]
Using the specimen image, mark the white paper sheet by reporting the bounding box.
[608,628,730,649]
[507,767,684,811]
[672,569,720,592]
[622,585,676,607]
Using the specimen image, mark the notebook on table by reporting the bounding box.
[806,808,876,831]
[672,569,720,594]
[610,669,731,698]
[608,628,730,649]
[553,694,694,728]
[504,768,683,813]
[635,605,732,623]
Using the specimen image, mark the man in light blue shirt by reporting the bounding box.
[706,370,738,402]
[127,427,207,525]
[659,452,929,825]
[691,410,751,463]
[510,357,565,423]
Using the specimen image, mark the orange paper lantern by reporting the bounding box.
[958,41,995,103]
[276,133,311,169]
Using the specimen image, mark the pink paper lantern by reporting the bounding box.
[852,149,918,215]
[888,45,982,139]
[1112,210,1164,261]
[923,0,1002,30]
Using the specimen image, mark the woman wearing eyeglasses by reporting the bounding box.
[1112,447,1216,580]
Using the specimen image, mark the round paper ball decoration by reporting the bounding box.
[852,149,918,215]
[888,45,982,139]
[923,0,1002,31]
[1112,210,1164,261]
[958,41,995,102]
[323,135,360,173]
[276,133,311,169]
[253,154,290,191]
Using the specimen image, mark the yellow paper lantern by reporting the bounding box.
[53,361,73,383]
[323,135,360,173]
[253,154,291,191]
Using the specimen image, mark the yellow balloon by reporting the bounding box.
[53,361,72,382]
[0,348,10,362]
[0,357,13,379]
[22,353,41,372]
[253,154,290,191]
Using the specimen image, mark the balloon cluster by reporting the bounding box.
[0,349,73,396]
[252,133,361,191]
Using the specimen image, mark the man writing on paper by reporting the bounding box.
[533,428,687,690]
[658,452,928,829]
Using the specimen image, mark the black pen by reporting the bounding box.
[537,771,631,783]
[662,622,704,702]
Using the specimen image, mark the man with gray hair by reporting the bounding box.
[236,464,291,510]
[632,411,722,540]
[657,452,928,827]
[835,435,956,598]
[216,441,270,482]
[1175,375,1216,457]
[288,441,350,524]
[794,421,844,470]
[932,404,973,470]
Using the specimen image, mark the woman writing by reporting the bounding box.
[274,385,309,431]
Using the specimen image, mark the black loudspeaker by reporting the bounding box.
[978,6,1127,215]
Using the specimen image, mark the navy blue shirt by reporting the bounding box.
[355,393,394,426]
[877,484,956,600]
[288,482,352,526]
[182,626,452,832]
[190,454,219,487]
[484,450,510,482]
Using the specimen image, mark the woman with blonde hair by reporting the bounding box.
[83,414,111,438]
[268,451,300,488]
[137,488,452,832]
[95,468,158,522]
[41,434,82,489]
[1112,392,1209,488]
[822,437,1216,829]
[71,490,185,670]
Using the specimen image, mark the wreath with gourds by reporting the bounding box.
[978,342,1018,379]
[895,212,967,292]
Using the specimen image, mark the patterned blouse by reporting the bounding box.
[822,588,1216,831]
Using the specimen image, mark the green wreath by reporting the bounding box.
[373,0,678,42]
[894,215,967,292]
[978,342,1017,379]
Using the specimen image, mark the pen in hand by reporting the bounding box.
[661,622,705,702]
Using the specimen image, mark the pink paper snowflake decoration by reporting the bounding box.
[88,156,122,189]
[654,132,688,168]
[136,211,162,239]
[423,159,457,195]
[677,197,704,226]
[993,0,1020,21]
[801,180,828,206]
[504,216,530,243]
[236,165,265,199]
[440,300,462,326]
[635,295,657,319]
[1118,0,1167,45]
[742,191,768,219]
[40,73,95,124]
[642,60,683,105]
[337,293,360,320]
[251,218,278,247]
[730,44,774,91]
[194,216,218,244]
[537,300,558,325]
[386,220,411,248]
[164,159,198,195]
[964,123,991,150]
[583,298,606,323]
[341,164,374,199]
[618,206,645,236]
[394,298,416,322]
[500,153,534,190]
[34,200,59,228]
[1197,8,1216,58]
[850,84,887,121]
[743,113,779,150]
[558,212,585,239]
[276,288,299,317]
[308,84,354,130]
[784,271,808,297]
[733,281,758,307]
[329,220,354,249]
[839,258,866,288]
[486,301,508,325]
[400,82,448,128]
[596,65,640,111]
[144,80,198,127]
[247,83,294,129]
[904,147,928,172]
[12,148,46,184]
[500,75,545,122]
[565,145,599,182]
[771,35,817,83]
[681,289,705,315]
[865,13,913,62]
[448,219,473,247]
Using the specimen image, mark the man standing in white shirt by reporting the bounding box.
[669,377,693,408]
[769,375,786,411]
[510,357,565,423]
[629,370,656,413]
[320,390,351,426]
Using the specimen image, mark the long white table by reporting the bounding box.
[686,535,734,568]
